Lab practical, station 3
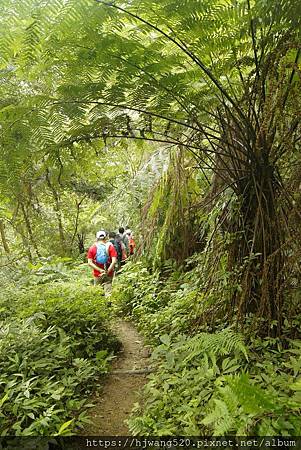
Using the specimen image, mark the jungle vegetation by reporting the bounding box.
[0,0,300,437]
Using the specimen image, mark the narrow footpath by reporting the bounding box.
[84,320,151,435]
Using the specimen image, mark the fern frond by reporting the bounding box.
[182,328,248,364]
[202,397,236,435]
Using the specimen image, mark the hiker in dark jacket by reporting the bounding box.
[118,226,130,256]
[108,231,123,269]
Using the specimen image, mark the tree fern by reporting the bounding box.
[0,0,300,329]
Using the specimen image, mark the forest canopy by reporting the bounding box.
[1,0,300,327]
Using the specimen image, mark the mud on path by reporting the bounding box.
[83,320,151,435]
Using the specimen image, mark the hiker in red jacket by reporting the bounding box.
[126,228,136,255]
[87,230,117,285]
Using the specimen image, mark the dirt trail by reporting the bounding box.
[84,320,151,435]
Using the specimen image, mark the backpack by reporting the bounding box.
[121,242,127,261]
[129,237,136,255]
[111,239,122,262]
[120,234,129,254]
[96,243,109,264]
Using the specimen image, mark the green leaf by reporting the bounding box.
[290,378,301,391]
[55,419,74,436]
[160,334,171,346]
[0,393,9,407]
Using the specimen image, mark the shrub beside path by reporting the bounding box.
[83,319,150,435]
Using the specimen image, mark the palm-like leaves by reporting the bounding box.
[0,0,300,328]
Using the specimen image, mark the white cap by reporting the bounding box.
[96,230,106,239]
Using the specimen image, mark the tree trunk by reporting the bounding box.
[70,196,86,253]
[229,157,284,332]
[45,170,66,254]
[0,220,10,254]
[77,232,86,254]
[21,204,41,258]
[13,222,33,262]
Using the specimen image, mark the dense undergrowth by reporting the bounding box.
[0,259,120,436]
[112,261,301,436]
